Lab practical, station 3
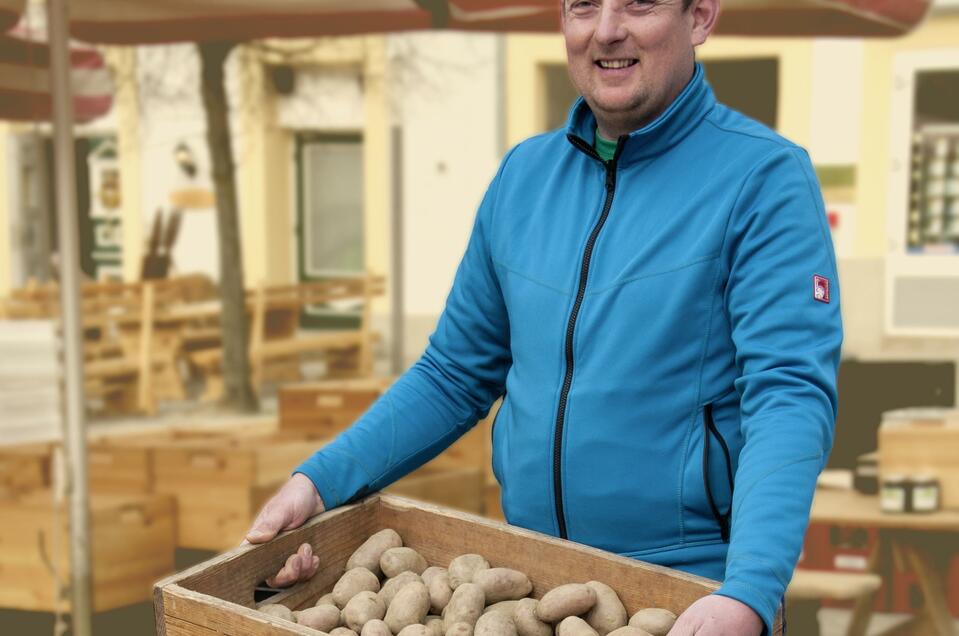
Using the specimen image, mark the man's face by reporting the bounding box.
[562,0,704,135]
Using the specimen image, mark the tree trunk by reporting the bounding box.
[198,41,258,412]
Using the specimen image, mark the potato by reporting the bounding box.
[385,581,431,634]
[607,628,654,636]
[428,569,454,614]
[442,583,486,630]
[483,601,520,618]
[295,604,342,631]
[448,555,490,588]
[557,617,598,636]
[513,599,551,636]
[334,567,381,608]
[473,569,532,604]
[345,590,388,632]
[260,603,294,622]
[422,567,446,586]
[627,609,676,636]
[474,611,518,636]
[317,593,338,607]
[381,547,429,578]
[446,622,474,636]
[349,529,404,577]
[332,628,360,636]
[535,585,596,623]
[583,582,626,636]
[426,617,446,636]
[362,619,393,636]
[398,625,431,636]
[380,571,424,606]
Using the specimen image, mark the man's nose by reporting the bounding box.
[594,4,628,45]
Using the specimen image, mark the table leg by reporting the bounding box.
[846,531,887,636]
[900,539,956,636]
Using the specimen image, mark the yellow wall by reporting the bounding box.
[240,37,391,316]
[855,12,959,259]
[505,33,813,148]
[0,123,10,296]
[105,48,144,283]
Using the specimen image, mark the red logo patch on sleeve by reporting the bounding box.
[813,275,830,303]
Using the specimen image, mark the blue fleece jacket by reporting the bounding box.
[296,63,842,634]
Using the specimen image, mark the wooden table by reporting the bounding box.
[810,488,959,636]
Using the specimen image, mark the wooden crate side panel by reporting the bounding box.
[173,498,379,609]
[162,585,312,635]
[252,438,328,488]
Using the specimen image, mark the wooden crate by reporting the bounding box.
[0,443,50,498]
[151,433,331,550]
[0,491,175,612]
[155,494,783,635]
[879,408,959,509]
[388,465,483,514]
[278,377,394,436]
[87,418,279,496]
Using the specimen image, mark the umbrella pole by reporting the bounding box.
[46,0,93,634]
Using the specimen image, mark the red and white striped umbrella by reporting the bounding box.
[62,0,932,44]
[0,26,113,123]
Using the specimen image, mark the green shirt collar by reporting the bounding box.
[594,128,617,162]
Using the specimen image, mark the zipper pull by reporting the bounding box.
[605,161,616,191]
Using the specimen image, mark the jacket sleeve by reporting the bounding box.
[293,148,516,509]
[712,145,843,635]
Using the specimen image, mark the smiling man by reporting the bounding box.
[247,2,842,635]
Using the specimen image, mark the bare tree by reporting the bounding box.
[198,41,258,412]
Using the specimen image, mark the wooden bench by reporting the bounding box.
[786,569,883,636]
[189,274,385,401]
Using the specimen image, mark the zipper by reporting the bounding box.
[552,134,623,539]
[702,403,735,542]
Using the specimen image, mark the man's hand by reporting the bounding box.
[246,473,326,544]
[265,542,320,588]
[666,595,763,636]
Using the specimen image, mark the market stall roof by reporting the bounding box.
[61,0,932,44]
[0,27,113,123]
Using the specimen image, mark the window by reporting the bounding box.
[905,69,959,253]
[701,58,779,129]
[295,132,365,327]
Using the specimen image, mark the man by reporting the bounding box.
[247,1,842,634]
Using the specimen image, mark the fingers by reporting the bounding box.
[265,543,320,589]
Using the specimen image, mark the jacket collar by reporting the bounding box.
[565,62,716,166]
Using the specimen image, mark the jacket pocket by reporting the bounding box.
[490,401,506,486]
[702,402,735,542]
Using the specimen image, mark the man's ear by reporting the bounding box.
[689,0,721,47]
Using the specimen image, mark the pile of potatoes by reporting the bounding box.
[259,529,678,636]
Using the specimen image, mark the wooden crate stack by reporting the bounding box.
[0,490,175,613]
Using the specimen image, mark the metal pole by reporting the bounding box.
[390,125,405,374]
[46,0,93,634]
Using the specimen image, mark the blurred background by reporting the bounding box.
[0,0,957,634]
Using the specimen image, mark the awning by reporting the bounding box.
[0,0,24,33]
[717,0,933,37]
[0,28,113,123]
[63,0,933,44]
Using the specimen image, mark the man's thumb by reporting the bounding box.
[246,507,286,543]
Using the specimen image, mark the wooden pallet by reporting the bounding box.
[155,494,775,635]
[0,491,176,613]
[0,443,51,498]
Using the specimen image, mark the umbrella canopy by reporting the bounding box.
[0,28,113,123]
[717,0,932,37]
[0,0,24,33]
[63,0,932,44]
